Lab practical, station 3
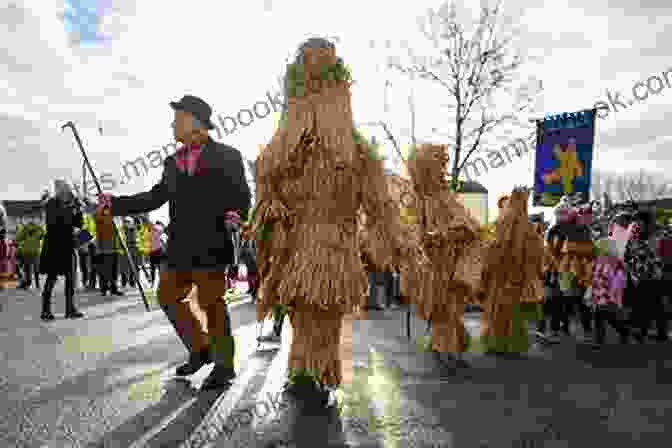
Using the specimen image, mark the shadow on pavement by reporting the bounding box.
[81,302,148,322]
[3,335,182,412]
[573,340,672,373]
[88,377,203,448]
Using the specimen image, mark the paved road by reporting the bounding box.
[1,282,671,447]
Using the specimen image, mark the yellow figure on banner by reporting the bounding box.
[542,138,584,194]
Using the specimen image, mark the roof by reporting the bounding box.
[1,200,44,217]
[460,180,488,194]
[644,198,672,209]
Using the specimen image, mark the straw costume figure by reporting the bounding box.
[397,143,484,371]
[250,38,415,403]
[480,187,545,355]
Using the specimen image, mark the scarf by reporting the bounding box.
[175,143,204,175]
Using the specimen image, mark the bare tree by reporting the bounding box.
[592,169,672,203]
[358,78,412,174]
[386,0,542,190]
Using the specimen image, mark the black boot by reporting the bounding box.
[201,365,236,391]
[258,318,283,343]
[176,349,212,376]
[41,291,55,321]
[65,295,84,319]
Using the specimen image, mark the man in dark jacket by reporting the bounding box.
[39,180,85,321]
[97,95,251,390]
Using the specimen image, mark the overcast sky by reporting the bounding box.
[1,0,671,223]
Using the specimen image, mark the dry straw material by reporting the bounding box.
[249,43,410,386]
[480,188,545,343]
[401,143,483,353]
[558,240,594,288]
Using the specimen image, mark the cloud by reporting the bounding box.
[2,0,671,231]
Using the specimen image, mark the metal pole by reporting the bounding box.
[61,121,150,312]
[406,307,411,340]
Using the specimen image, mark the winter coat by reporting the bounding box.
[137,223,153,256]
[591,255,626,308]
[624,238,663,286]
[95,209,115,254]
[16,222,46,257]
[109,137,251,271]
[0,238,17,277]
[39,197,83,275]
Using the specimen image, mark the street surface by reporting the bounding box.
[0,280,671,447]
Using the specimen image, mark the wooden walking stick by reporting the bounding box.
[61,121,150,311]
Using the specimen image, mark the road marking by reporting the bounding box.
[177,319,272,448]
[179,356,266,448]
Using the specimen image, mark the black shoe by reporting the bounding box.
[40,311,55,321]
[65,310,84,319]
[101,290,108,296]
[176,350,212,376]
[201,365,236,391]
[19,283,29,290]
[364,305,385,311]
[257,332,282,343]
[111,289,124,296]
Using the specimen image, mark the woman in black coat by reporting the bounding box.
[39,181,85,321]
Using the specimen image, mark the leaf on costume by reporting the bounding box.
[256,222,273,241]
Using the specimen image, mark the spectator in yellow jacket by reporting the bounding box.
[16,219,45,290]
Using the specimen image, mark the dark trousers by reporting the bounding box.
[20,255,40,288]
[367,272,387,309]
[149,250,163,284]
[540,295,570,334]
[98,253,118,293]
[42,268,77,313]
[119,252,137,287]
[570,291,593,333]
[239,249,257,297]
[593,305,629,344]
[88,246,97,288]
[629,280,669,341]
[78,250,89,287]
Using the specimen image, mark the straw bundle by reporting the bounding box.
[358,144,405,272]
[251,41,405,388]
[286,302,345,387]
[454,238,491,303]
[481,189,533,302]
[406,143,450,195]
[558,240,593,288]
[430,308,469,353]
[480,188,546,344]
[519,229,545,303]
[397,143,484,353]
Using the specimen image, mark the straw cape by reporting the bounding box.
[249,40,419,387]
[397,143,483,354]
[479,188,545,352]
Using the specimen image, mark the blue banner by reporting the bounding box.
[532,109,596,207]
